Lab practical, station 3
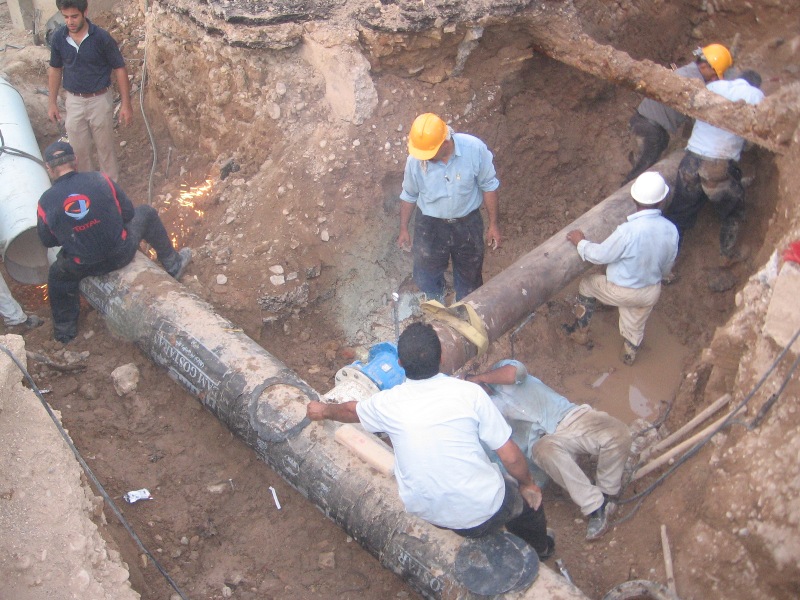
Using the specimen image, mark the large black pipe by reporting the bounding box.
[436,153,682,373]
[80,257,586,599]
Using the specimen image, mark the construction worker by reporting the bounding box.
[466,359,632,541]
[397,113,501,303]
[48,0,132,181]
[624,43,732,183]
[564,172,679,365]
[37,141,191,344]
[664,70,764,265]
[0,274,44,331]
[307,323,555,560]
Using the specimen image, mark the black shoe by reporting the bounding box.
[53,323,77,344]
[54,332,76,344]
[164,248,192,280]
[538,528,556,561]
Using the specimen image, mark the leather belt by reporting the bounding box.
[439,209,478,224]
[68,87,109,98]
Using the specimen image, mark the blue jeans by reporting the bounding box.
[412,209,485,302]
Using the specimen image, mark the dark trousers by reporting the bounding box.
[451,478,549,556]
[48,205,177,341]
[625,112,669,184]
[412,209,484,302]
[665,151,745,257]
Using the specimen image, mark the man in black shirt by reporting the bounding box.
[37,141,191,344]
[48,0,132,180]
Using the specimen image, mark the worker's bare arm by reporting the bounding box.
[307,400,361,423]
[495,439,542,510]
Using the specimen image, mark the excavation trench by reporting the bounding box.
[4,0,798,598]
[73,148,681,598]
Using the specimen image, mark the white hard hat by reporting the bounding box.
[631,172,669,205]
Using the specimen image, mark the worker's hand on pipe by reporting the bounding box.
[306,400,328,421]
[48,103,62,123]
[566,229,585,246]
[397,229,411,252]
[519,482,543,511]
[487,225,502,250]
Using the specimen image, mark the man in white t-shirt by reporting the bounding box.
[306,322,554,559]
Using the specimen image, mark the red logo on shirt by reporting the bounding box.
[63,194,91,220]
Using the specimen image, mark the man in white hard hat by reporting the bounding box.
[564,172,679,365]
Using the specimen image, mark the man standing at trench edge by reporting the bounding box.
[397,113,502,304]
[48,0,132,181]
[306,322,555,560]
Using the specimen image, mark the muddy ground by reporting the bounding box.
[2,0,799,598]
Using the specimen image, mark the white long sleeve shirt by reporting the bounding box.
[687,78,765,161]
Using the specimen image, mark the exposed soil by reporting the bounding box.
[2,0,799,598]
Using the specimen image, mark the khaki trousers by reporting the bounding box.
[65,89,119,181]
[532,408,632,515]
[578,274,661,346]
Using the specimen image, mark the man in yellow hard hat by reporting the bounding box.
[397,113,501,303]
[664,70,764,268]
[624,43,732,183]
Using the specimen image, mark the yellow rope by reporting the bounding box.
[421,300,489,358]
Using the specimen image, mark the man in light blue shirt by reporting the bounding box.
[565,172,679,365]
[466,359,631,541]
[397,113,501,302]
[665,71,764,263]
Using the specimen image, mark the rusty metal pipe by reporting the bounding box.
[437,153,682,373]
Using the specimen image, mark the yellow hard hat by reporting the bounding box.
[408,113,448,160]
[696,44,733,79]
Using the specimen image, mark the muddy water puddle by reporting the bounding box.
[561,309,689,424]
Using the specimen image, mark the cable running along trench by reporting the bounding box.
[610,327,800,527]
[0,343,190,600]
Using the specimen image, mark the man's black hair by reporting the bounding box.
[398,322,441,380]
[56,0,88,13]
[739,69,762,89]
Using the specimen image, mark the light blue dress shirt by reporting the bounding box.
[687,78,765,161]
[487,359,576,453]
[576,210,679,288]
[399,132,500,219]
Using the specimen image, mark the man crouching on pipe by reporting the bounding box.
[306,322,555,560]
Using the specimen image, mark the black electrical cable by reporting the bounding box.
[612,326,800,518]
[0,128,46,166]
[0,343,190,600]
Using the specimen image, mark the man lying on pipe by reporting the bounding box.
[466,360,632,541]
[306,322,555,560]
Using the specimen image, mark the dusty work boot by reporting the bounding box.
[9,315,44,331]
[586,502,610,541]
[621,339,639,366]
[719,244,750,269]
[162,248,193,280]
[23,315,44,329]
[562,295,596,345]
